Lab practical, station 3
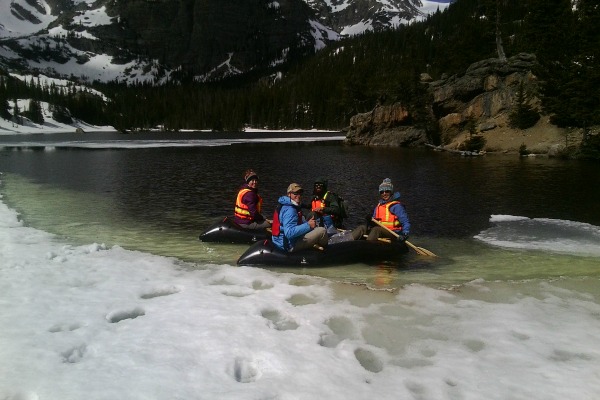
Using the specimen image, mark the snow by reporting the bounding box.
[475,215,600,257]
[72,6,113,27]
[0,99,116,135]
[418,0,452,17]
[1,184,600,399]
[1,0,452,84]
[0,0,55,38]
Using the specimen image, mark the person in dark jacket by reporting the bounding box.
[233,169,271,230]
[271,183,328,252]
[351,178,410,241]
[310,177,344,234]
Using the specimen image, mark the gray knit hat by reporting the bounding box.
[378,178,393,193]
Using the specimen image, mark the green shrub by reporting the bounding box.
[459,135,486,152]
[519,143,530,156]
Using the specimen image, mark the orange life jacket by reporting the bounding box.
[311,198,325,210]
[374,201,403,231]
[234,188,262,221]
[312,192,329,211]
[312,192,335,219]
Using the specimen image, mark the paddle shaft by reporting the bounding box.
[370,218,436,257]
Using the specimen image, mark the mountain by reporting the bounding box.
[0,0,450,85]
[305,0,423,35]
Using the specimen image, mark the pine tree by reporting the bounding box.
[509,80,540,129]
[12,98,22,124]
[569,0,600,126]
[26,99,44,124]
[0,80,11,119]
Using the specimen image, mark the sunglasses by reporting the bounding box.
[379,190,392,194]
[291,191,303,195]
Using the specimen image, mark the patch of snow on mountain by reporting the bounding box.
[11,73,109,101]
[310,20,340,50]
[324,0,352,13]
[72,6,113,27]
[0,0,56,37]
[0,99,115,135]
[341,20,374,37]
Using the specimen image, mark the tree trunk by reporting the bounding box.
[496,4,507,62]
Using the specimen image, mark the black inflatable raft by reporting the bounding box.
[199,216,270,244]
[237,238,408,267]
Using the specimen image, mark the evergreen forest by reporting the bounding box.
[1,0,598,135]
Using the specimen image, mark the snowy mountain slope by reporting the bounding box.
[0,0,451,85]
[0,0,55,38]
[304,0,424,35]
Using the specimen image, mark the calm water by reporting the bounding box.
[1,131,599,288]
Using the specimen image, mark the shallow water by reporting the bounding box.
[1,132,599,290]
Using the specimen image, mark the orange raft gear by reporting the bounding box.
[311,191,330,212]
[374,201,403,231]
[234,188,263,222]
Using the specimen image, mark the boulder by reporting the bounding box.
[345,103,426,147]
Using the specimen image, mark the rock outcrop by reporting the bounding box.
[344,53,582,154]
[345,103,427,147]
[429,53,539,145]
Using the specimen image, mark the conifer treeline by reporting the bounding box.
[1,0,598,132]
[0,73,109,126]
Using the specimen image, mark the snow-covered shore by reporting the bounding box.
[0,99,116,135]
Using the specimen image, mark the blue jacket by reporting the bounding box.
[272,195,311,251]
[373,191,410,235]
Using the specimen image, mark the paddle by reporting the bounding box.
[371,218,437,257]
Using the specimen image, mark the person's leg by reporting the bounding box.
[239,220,271,230]
[367,226,384,241]
[351,225,368,240]
[293,227,328,251]
[367,226,397,241]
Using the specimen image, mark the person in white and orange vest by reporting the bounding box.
[351,178,410,241]
[233,169,271,230]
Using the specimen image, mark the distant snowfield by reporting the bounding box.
[0,108,341,137]
[0,99,116,135]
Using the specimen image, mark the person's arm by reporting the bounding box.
[281,206,311,240]
[242,192,264,222]
[322,194,341,217]
[391,203,410,235]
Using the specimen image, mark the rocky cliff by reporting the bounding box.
[345,53,583,154]
[344,102,428,147]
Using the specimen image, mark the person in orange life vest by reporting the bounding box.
[351,178,411,241]
[233,169,271,230]
[271,183,328,252]
[310,177,343,235]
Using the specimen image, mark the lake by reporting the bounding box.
[2,130,600,400]
[1,130,599,288]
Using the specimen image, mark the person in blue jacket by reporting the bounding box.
[351,178,411,241]
[271,183,328,252]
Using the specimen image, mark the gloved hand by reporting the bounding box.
[397,232,409,242]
